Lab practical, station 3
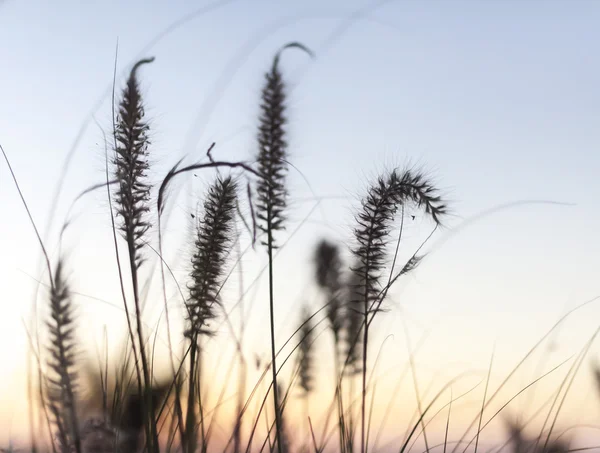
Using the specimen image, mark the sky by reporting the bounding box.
[1,0,600,449]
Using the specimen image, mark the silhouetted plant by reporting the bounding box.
[0,32,478,453]
[184,175,238,453]
[351,168,447,453]
[314,240,344,351]
[46,260,81,453]
[254,41,312,453]
[111,56,158,452]
[298,306,315,396]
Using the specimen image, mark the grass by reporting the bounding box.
[1,37,596,453]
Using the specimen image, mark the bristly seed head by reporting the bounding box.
[255,43,312,246]
[314,239,344,344]
[351,167,446,316]
[344,266,365,375]
[255,50,288,243]
[113,57,155,269]
[186,176,238,340]
[46,260,81,453]
[298,306,315,395]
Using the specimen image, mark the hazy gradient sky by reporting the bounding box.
[2,0,600,448]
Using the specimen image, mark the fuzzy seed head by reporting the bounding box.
[344,267,365,375]
[298,306,315,395]
[351,168,446,313]
[255,54,289,244]
[46,261,81,453]
[186,176,238,340]
[314,240,344,342]
[113,58,154,268]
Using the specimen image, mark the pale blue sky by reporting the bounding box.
[1,0,600,447]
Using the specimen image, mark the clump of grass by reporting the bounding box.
[76,338,174,453]
[0,35,485,453]
[6,26,599,453]
[505,419,570,453]
[79,418,119,453]
[184,175,238,453]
